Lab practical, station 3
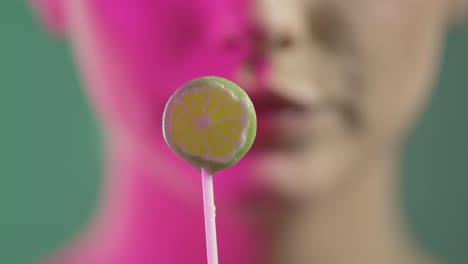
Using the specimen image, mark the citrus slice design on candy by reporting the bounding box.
[163,76,257,173]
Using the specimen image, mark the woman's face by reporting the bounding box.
[41,0,451,215]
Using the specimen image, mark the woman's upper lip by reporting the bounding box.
[249,89,306,113]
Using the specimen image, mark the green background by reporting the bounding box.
[0,1,467,264]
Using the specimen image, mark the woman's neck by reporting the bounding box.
[51,139,433,264]
[270,153,434,264]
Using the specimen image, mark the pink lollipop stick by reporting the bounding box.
[201,168,219,264]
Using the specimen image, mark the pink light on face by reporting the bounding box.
[66,0,264,204]
[75,0,256,147]
[32,0,270,263]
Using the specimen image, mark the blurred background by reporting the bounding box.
[0,1,467,264]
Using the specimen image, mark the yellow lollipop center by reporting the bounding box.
[166,83,250,164]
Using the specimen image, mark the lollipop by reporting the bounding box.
[162,76,257,264]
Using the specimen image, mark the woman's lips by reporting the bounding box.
[233,186,296,228]
[254,108,312,150]
[247,89,317,151]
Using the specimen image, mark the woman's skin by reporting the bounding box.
[32,0,467,263]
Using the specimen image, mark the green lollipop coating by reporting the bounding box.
[163,76,257,173]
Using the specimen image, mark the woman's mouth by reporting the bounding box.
[255,110,312,150]
[248,90,318,152]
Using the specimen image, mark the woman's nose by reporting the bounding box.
[255,0,308,48]
[232,0,307,89]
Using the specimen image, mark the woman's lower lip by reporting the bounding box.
[253,112,312,150]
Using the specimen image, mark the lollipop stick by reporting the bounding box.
[201,167,219,264]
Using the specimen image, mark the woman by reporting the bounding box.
[32,0,467,263]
